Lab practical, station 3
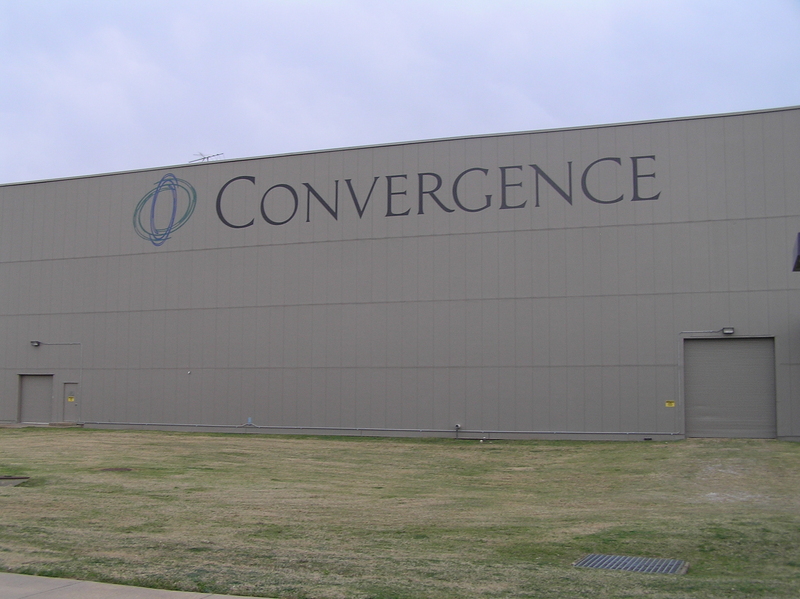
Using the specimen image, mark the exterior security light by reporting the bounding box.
[722,327,735,335]
[30,341,40,347]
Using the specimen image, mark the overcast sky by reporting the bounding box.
[1,0,799,184]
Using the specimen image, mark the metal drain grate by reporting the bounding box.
[574,554,689,574]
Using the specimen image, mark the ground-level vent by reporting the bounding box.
[574,554,689,574]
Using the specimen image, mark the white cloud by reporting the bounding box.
[0,0,798,183]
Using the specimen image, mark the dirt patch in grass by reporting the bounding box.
[1,430,799,598]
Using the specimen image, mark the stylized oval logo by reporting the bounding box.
[133,173,197,246]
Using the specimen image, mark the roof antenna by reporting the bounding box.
[190,152,224,163]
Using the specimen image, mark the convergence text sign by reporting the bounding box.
[215,155,661,229]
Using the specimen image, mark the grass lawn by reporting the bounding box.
[0,428,799,598]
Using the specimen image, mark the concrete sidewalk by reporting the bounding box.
[0,572,265,599]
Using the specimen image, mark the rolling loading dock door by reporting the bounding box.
[684,338,777,438]
[18,374,54,424]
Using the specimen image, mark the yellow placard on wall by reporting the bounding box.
[67,396,75,403]
[665,400,675,408]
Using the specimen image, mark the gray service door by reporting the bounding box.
[63,382,79,423]
[19,374,54,424]
[684,338,776,438]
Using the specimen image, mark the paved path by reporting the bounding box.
[0,573,266,599]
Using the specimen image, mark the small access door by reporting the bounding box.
[63,383,79,423]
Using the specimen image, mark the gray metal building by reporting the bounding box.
[2,106,799,440]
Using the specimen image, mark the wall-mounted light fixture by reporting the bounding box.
[680,327,735,336]
[30,341,40,347]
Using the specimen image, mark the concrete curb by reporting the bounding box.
[0,572,266,599]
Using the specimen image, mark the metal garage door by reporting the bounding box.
[19,374,54,424]
[684,338,776,438]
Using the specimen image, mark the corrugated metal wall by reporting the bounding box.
[2,107,800,438]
